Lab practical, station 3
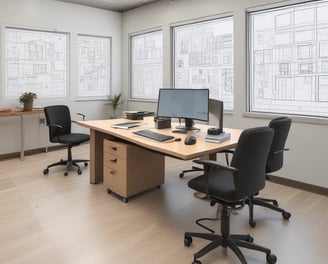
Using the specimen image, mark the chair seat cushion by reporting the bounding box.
[188,169,242,202]
[57,133,90,145]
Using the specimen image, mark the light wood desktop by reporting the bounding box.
[77,116,242,185]
[0,108,44,160]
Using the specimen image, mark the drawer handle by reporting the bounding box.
[110,171,115,175]
[111,147,117,151]
[110,158,117,163]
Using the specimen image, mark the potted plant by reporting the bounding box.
[19,91,37,111]
[105,93,124,118]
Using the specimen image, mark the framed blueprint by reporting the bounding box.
[173,17,234,110]
[130,29,163,100]
[5,27,68,99]
[77,34,111,97]
[249,0,328,117]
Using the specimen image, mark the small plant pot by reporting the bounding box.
[23,100,33,111]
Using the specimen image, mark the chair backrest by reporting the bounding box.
[44,105,72,143]
[266,117,292,173]
[230,126,274,197]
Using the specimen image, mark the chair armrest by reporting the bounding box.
[193,159,239,198]
[272,148,289,155]
[193,159,238,173]
[76,112,86,120]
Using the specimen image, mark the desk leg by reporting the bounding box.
[209,153,216,161]
[20,116,25,161]
[89,130,107,184]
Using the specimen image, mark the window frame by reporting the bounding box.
[247,0,328,121]
[129,28,163,101]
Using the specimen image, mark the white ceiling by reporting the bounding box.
[55,0,159,12]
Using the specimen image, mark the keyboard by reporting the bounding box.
[133,129,174,142]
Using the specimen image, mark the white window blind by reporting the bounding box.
[5,27,68,99]
[78,34,111,97]
[130,30,163,100]
[173,17,234,110]
[249,0,328,118]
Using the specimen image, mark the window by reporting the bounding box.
[130,30,163,100]
[5,27,68,99]
[78,34,111,97]
[249,0,328,118]
[173,17,234,110]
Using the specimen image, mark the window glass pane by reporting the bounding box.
[78,35,111,97]
[5,27,68,99]
[249,0,328,117]
[173,17,234,110]
[130,30,163,100]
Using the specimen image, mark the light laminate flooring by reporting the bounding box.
[0,144,327,264]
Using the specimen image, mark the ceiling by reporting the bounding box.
[55,0,160,12]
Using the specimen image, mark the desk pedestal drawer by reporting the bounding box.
[104,152,126,173]
[104,140,127,158]
[103,139,164,201]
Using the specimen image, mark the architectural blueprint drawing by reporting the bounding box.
[173,17,234,110]
[78,35,110,97]
[250,1,328,117]
[5,27,68,98]
[131,30,163,99]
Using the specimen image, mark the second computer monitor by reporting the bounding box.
[209,98,224,133]
[156,88,209,131]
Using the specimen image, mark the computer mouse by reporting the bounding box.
[184,135,196,145]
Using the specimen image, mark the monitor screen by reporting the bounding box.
[156,88,209,131]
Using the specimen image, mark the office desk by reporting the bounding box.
[77,116,242,184]
[0,109,44,160]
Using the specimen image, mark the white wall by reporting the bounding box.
[0,0,122,153]
[122,0,328,188]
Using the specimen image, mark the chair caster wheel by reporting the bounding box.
[192,260,201,264]
[272,200,278,206]
[43,169,49,175]
[246,235,254,242]
[64,172,68,176]
[184,236,192,247]
[267,253,277,263]
[107,189,112,194]
[179,173,184,178]
[77,169,82,175]
[84,162,88,167]
[249,219,256,227]
[282,211,291,219]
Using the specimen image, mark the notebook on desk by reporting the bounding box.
[205,132,231,143]
[111,121,142,129]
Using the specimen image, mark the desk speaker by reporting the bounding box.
[155,117,171,129]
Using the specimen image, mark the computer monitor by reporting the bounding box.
[156,88,209,131]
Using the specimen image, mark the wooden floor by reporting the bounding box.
[0,144,327,264]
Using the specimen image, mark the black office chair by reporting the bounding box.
[246,116,292,227]
[43,105,90,176]
[184,127,277,264]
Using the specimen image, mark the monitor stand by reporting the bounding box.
[175,118,200,131]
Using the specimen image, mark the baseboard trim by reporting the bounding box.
[0,146,65,161]
[268,175,328,197]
